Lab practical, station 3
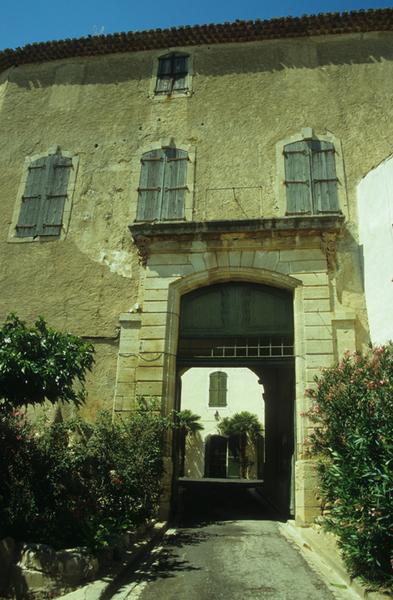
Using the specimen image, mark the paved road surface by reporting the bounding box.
[106,484,352,600]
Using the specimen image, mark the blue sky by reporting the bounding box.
[1,0,392,51]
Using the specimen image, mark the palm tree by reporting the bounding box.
[173,409,204,477]
[218,411,263,478]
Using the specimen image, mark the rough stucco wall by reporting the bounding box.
[357,156,393,345]
[1,31,393,412]
[80,340,118,420]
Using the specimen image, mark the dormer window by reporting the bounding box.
[155,53,189,95]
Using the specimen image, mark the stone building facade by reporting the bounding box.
[1,9,393,524]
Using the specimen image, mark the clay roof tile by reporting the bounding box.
[1,8,393,72]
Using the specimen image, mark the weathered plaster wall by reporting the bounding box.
[357,155,393,345]
[81,340,119,420]
[1,31,392,414]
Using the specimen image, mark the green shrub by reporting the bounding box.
[82,409,169,548]
[0,314,169,551]
[0,409,170,550]
[0,314,94,410]
[306,344,393,586]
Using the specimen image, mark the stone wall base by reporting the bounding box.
[1,521,160,599]
[295,459,321,526]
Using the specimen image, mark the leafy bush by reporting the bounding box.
[306,344,393,586]
[0,314,94,410]
[0,409,170,550]
[0,315,170,551]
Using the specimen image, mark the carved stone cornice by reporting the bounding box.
[130,215,345,266]
[133,234,150,267]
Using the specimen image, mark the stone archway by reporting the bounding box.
[113,246,346,524]
[174,279,296,515]
[162,267,301,423]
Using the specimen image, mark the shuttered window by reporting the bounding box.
[136,147,188,221]
[284,140,339,214]
[16,153,72,238]
[155,53,189,95]
[209,371,228,407]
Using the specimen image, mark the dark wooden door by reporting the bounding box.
[205,435,227,478]
[227,435,241,478]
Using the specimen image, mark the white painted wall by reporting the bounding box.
[180,367,264,478]
[357,156,393,345]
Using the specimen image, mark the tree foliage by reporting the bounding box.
[173,409,204,434]
[0,314,94,410]
[218,411,263,440]
[218,411,263,478]
[306,344,393,586]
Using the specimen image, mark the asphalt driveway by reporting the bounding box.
[105,484,353,600]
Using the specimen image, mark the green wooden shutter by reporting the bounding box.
[137,150,165,220]
[284,141,312,214]
[311,140,339,213]
[39,154,72,236]
[16,157,47,237]
[161,148,187,220]
[172,55,188,91]
[217,372,228,407]
[155,56,173,94]
[209,371,228,407]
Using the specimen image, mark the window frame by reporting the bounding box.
[208,371,228,408]
[8,146,78,243]
[155,53,189,95]
[136,147,189,222]
[131,140,195,223]
[149,50,193,99]
[275,129,348,219]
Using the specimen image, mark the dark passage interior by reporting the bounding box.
[173,283,295,519]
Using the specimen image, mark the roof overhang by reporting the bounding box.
[1,9,393,73]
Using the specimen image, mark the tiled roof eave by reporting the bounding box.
[1,8,393,72]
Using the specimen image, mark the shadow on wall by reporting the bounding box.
[331,227,369,349]
[186,432,204,478]
[7,35,393,90]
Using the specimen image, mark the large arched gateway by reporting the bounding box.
[120,212,349,525]
[176,282,295,514]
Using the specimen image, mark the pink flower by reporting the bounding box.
[109,469,123,486]
[375,346,385,354]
